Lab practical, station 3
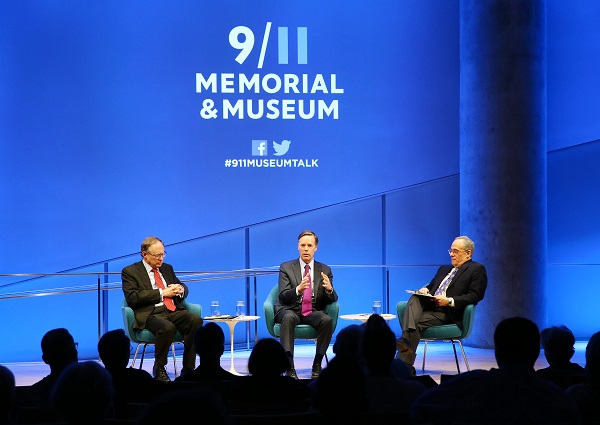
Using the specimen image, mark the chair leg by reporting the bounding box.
[421,340,428,373]
[140,344,148,369]
[131,343,142,368]
[457,339,470,371]
[450,340,461,373]
[171,343,177,375]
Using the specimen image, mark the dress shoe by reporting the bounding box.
[153,366,171,383]
[180,367,193,377]
[395,338,416,366]
[311,364,322,379]
[285,368,298,379]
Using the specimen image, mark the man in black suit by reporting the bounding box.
[275,230,338,379]
[122,236,203,383]
[397,236,487,369]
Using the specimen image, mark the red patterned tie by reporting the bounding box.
[152,268,176,311]
[301,264,312,316]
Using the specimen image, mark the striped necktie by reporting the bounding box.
[434,267,458,296]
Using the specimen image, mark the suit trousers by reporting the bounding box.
[276,309,333,359]
[401,295,452,351]
[145,305,203,370]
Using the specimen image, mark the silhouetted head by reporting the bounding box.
[540,325,576,366]
[333,324,364,360]
[494,317,540,368]
[585,331,600,386]
[194,323,225,361]
[314,356,367,421]
[361,314,396,374]
[247,338,288,377]
[0,365,15,413]
[51,361,114,424]
[41,328,78,372]
[98,329,131,371]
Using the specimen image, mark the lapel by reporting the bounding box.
[313,262,322,300]
[137,261,153,289]
[448,260,471,289]
[292,260,304,287]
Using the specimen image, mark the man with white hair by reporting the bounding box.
[397,236,487,369]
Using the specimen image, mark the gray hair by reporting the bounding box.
[140,236,164,255]
[455,236,475,255]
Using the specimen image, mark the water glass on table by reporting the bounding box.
[236,300,245,316]
[372,300,382,315]
[210,300,220,316]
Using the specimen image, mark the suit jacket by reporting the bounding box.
[274,259,338,318]
[425,259,487,326]
[122,261,189,330]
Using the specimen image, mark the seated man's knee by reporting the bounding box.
[191,314,203,328]
[321,314,333,329]
[280,313,299,327]
[157,321,177,339]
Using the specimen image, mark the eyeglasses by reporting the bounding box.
[448,249,467,255]
[74,342,79,350]
[145,251,167,259]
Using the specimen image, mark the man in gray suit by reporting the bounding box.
[122,236,203,383]
[275,230,338,379]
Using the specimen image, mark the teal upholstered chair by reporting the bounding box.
[121,298,202,374]
[264,284,340,362]
[396,301,477,373]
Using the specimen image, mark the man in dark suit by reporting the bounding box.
[275,230,338,379]
[122,236,203,383]
[397,236,487,369]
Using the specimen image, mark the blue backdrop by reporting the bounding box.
[1,1,599,362]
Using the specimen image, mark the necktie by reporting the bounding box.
[152,268,176,311]
[301,264,312,316]
[434,267,458,296]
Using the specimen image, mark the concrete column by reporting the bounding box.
[460,0,547,348]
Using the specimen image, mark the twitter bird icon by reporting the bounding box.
[273,140,291,156]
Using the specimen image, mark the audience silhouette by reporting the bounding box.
[135,387,232,425]
[97,329,164,418]
[0,365,15,425]
[51,361,114,425]
[411,316,580,424]
[360,314,426,421]
[313,355,367,425]
[331,323,363,361]
[536,325,586,389]
[226,338,311,414]
[567,331,600,424]
[5,319,596,424]
[20,328,78,409]
[174,322,235,383]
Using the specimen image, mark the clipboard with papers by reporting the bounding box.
[405,289,433,297]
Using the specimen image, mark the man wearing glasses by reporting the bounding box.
[122,236,203,383]
[396,236,487,370]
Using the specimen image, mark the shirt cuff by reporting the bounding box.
[447,297,454,307]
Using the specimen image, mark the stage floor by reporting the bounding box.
[4,341,589,386]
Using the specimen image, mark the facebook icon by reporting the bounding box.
[252,140,268,156]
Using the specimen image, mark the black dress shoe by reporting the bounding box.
[180,367,193,377]
[285,368,298,379]
[311,364,322,379]
[153,366,171,383]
